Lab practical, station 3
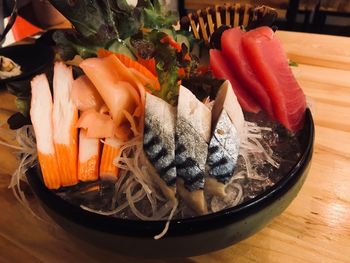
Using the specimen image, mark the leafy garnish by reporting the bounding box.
[141,0,178,29]
[53,30,98,60]
[49,0,199,105]
[49,0,178,60]
[109,0,142,39]
[49,0,118,43]
[131,30,198,106]
[131,31,179,105]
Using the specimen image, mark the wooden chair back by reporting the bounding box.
[180,3,276,44]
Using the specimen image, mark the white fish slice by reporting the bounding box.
[175,86,212,215]
[211,80,245,137]
[205,81,243,197]
[143,93,177,204]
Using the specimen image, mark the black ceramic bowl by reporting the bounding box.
[0,43,55,95]
[26,109,314,258]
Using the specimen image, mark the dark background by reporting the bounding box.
[178,0,350,36]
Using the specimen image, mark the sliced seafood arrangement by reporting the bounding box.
[6,0,307,239]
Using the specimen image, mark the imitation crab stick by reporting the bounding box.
[99,138,120,181]
[78,129,100,182]
[52,62,78,187]
[30,74,61,189]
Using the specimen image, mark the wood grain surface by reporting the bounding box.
[1,31,350,263]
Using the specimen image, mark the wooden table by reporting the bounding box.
[1,31,350,263]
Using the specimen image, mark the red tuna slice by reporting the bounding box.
[221,27,275,119]
[242,26,306,132]
[210,49,261,113]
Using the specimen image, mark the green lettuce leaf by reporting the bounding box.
[141,0,178,29]
[49,0,118,43]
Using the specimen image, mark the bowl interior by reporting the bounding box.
[26,109,314,238]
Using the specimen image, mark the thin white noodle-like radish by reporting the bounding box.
[246,121,272,131]
[111,171,128,209]
[125,182,155,220]
[211,182,243,213]
[114,163,129,170]
[230,183,243,207]
[240,151,265,181]
[0,140,24,150]
[4,126,46,222]
[123,156,153,195]
[124,173,159,219]
[131,146,155,190]
[120,177,134,195]
[250,138,279,168]
[104,135,141,150]
[131,148,159,215]
[244,134,262,139]
[231,171,246,181]
[154,200,178,240]
[10,154,29,206]
[138,163,167,203]
[122,154,153,195]
[151,201,174,220]
[240,152,253,178]
[81,189,146,216]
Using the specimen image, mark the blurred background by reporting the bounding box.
[0,0,349,47]
[179,0,350,36]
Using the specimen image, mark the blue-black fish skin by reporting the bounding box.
[175,118,207,192]
[206,109,240,184]
[143,120,176,186]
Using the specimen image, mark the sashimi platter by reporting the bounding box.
[6,0,314,253]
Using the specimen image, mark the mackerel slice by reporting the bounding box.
[143,93,176,203]
[211,81,245,138]
[175,86,211,215]
[205,81,243,197]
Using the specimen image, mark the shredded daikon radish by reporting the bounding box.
[211,183,243,213]
[81,113,280,238]
[81,187,146,216]
[250,138,279,168]
[154,200,178,240]
[82,134,179,238]
[1,125,46,221]
[237,120,279,180]
[85,136,173,222]
[6,106,283,240]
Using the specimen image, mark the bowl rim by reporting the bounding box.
[26,109,314,238]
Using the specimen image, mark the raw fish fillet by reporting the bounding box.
[205,81,241,197]
[242,26,306,132]
[210,49,261,113]
[175,86,211,214]
[211,81,245,137]
[221,27,275,118]
[143,93,177,203]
